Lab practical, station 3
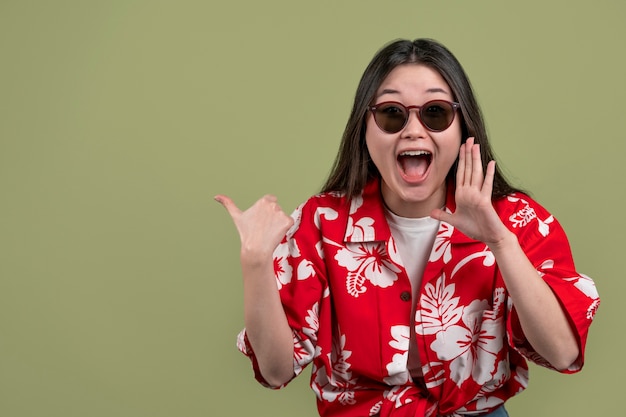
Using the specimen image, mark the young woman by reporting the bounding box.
[215,39,599,417]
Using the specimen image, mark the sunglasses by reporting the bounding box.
[368,100,461,133]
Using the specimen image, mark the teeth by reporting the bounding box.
[400,150,431,157]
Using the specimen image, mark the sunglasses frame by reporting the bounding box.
[368,99,461,133]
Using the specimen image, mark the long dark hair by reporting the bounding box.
[321,38,519,199]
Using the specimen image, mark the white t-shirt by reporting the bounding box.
[385,209,440,378]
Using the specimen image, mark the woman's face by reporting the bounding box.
[365,63,462,218]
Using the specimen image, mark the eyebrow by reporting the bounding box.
[376,87,451,98]
[376,88,400,98]
[425,87,450,95]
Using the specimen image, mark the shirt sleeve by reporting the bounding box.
[237,196,329,388]
[503,194,600,373]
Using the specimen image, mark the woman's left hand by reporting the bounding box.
[431,137,511,246]
[434,139,580,370]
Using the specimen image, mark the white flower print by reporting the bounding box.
[344,192,372,241]
[507,196,535,229]
[384,325,411,385]
[285,203,304,242]
[430,214,453,264]
[507,196,553,236]
[274,204,331,288]
[346,216,375,241]
[388,325,410,351]
[540,262,599,320]
[422,360,445,388]
[297,259,315,281]
[571,273,599,299]
[384,354,409,386]
[383,385,433,411]
[477,358,509,396]
[273,241,293,289]
[386,236,403,266]
[293,304,320,376]
[513,364,529,390]
[430,299,503,387]
[311,333,358,405]
[485,287,506,319]
[450,246,495,279]
[316,240,324,260]
[537,215,554,237]
[335,242,401,297]
[415,274,463,336]
[303,302,320,341]
[537,259,555,277]
[459,394,504,415]
[236,330,248,354]
[322,286,330,299]
[293,332,316,373]
[385,386,413,408]
[453,356,510,414]
[313,344,323,360]
[314,207,339,229]
[349,194,364,215]
[564,273,600,320]
[331,334,353,380]
[369,401,383,416]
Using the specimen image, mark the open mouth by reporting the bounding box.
[398,150,432,180]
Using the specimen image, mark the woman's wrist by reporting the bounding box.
[485,229,518,254]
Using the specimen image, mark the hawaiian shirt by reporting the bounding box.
[237,178,600,417]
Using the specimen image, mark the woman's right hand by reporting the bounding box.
[215,194,296,386]
[215,194,294,262]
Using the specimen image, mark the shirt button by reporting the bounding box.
[400,291,411,302]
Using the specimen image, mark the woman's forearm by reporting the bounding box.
[241,250,295,387]
[488,232,579,370]
[214,194,296,386]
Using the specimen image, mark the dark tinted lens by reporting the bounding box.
[374,103,408,133]
[419,101,454,131]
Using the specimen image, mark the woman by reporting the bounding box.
[215,39,599,417]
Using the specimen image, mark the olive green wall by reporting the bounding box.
[1,1,622,416]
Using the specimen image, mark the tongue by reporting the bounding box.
[400,156,429,179]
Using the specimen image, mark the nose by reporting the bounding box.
[401,109,428,138]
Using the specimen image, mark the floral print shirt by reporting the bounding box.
[237,179,599,417]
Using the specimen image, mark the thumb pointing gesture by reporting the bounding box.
[215,194,243,221]
[215,194,294,259]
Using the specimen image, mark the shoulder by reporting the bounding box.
[285,191,350,237]
[296,190,350,217]
[493,192,552,219]
[494,192,564,242]
[291,183,385,236]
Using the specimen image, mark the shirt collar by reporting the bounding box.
[343,177,476,244]
[343,178,390,243]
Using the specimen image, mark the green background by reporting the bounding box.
[1,1,622,416]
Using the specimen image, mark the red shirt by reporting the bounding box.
[238,179,599,416]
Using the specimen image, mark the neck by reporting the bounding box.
[380,183,446,219]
